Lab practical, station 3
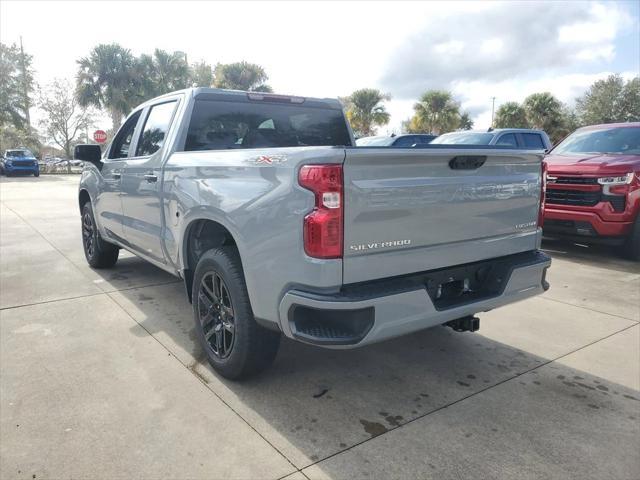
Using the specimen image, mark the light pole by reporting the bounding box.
[490,96,496,128]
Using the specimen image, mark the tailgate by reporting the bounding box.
[343,148,543,284]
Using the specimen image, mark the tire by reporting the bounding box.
[623,215,640,261]
[192,247,280,380]
[81,202,119,268]
[34,171,39,177]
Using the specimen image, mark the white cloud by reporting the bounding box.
[0,0,636,137]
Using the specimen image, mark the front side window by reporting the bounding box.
[522,133,545,149]
[553,127,640,155]
[136,101,178,156]
[109,111,142,159]
[184,99,351,151]
[496,133,517,147]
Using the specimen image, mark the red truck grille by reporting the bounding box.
[545,176,626,212]
[545,189,601,207]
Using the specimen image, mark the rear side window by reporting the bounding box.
[136,101,178,156]
[521,133,545,149]
[184,99,351,151]
[496,133,517,147]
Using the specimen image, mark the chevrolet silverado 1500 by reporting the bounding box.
[543,122,640,260]
[75,88,551,379]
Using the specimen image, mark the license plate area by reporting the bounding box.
[425,259,512,310]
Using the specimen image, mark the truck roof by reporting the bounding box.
[136,87,343,111]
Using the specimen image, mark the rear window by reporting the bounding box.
[430,132,494,145]
[184,100,351,151]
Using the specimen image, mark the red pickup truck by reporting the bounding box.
[543,122,640,260]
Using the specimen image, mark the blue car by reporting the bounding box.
[1,149,40,177]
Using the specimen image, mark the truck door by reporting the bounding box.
[120,99,179,264]
[96,110,143,243]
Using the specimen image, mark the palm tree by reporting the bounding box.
[151,49,190,94]
[343,88,390,137]
[413,90,460,135]
[213,61,272,92]
[190,61,214,88]
[458,111,474,130]
[494,102,529,129]
[76,44,139,130]
[523,92,562,132]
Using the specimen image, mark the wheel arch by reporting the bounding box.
[78,189,91,214]
[181,218,239,302]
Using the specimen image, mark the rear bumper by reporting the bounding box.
[544,206,632,237]
[278,251,551,348]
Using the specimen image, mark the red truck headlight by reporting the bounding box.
[299,164,343,259]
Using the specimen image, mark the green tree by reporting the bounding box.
[412,90,461,135]
[576,74,640,125]
[39,79,94,164]
[523,92,564,141]
[458,111,474,130]
[494,101,529,128]
[190,60,214,87]
[213,61,272,92]
[133,49,192,101]
[0,125,41,155]
[0,42,35,132]
[343,88,391,137]
[76,43,139,130]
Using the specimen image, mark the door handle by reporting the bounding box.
[112,171,121,179]
[143,173,158,183]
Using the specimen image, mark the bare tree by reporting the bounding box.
[39,79,93,171]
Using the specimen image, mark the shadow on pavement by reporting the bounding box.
[104,277,640,477]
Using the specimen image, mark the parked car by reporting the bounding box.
[0,148,39,177]
[431,128,552,150]
[75,88,550,379]
[356,134,437,147]
[543,122,640,260]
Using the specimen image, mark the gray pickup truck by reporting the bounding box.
[75,88,551,379]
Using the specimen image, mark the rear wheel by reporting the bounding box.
[192,247,280,380]
[34,171,39,177]
[623,215,640,261]
[81,202,119,268]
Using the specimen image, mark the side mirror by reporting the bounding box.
[74,144,102,169]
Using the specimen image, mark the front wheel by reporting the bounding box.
[192,247,280,380]
[623,215,640,261]
[81,202,119,268]
[34,171,39,177]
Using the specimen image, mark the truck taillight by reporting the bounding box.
[299,164,343,259]
[538,161,547,228]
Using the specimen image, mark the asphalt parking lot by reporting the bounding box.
[1,175,639,480]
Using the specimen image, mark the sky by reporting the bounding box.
[1,0,639,134]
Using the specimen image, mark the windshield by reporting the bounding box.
[553,127,640,155]
[5,150,33,158]
[430,132,494,145]
[356,136,394,146]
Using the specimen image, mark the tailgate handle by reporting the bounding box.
[449,156,487,170]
